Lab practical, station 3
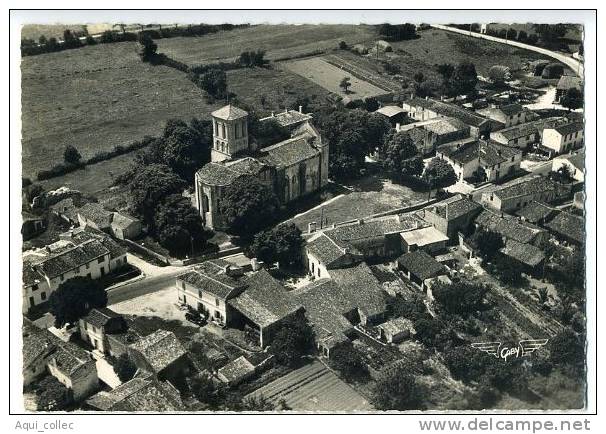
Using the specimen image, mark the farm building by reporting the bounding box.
[476,103,531,128]
[545,212,585,245]
[422,194,483,241]
[398,117,471,155]
[378,317,416,343]
[515,201,558,225]
[217,356,256,385]
[540,122,584,156]
[499,240,546,271]
[474,209,549,247]
[397,250,448,291]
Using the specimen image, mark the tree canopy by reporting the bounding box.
[249,223,303,267]
[49,277,107,327]
[468,228,504,261]
[137,32,158,61]
[379,130,424,182]
[63,145,82,165]
[424,157,457,190]
[219,175,279,235]
[269,314,315,367]
[372,364,426,410]
[560,88,583,111]
[377,23,417,41]
[432,279,491,316]
[114,353,137,382]
[329,342,369,383]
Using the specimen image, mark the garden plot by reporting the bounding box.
[283,57,390,99]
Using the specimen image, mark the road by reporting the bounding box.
[431,24,583,77]
[107,253,187,305]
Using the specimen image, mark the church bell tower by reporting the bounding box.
[210,105,249,162]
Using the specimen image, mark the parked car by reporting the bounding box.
[185,311,207,326]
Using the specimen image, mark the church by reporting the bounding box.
[195,104,330,230]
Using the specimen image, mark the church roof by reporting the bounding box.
[212,105,248,120]
[259,136,320,169]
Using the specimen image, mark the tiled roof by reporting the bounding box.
[408,98,490,128]
[491,175,569,202]
[259,136,319,169]
[197,157,266,186]
[261,110,313,127]
[397,250,447,281]
[439,139,520,167]
[291,263,386,347]
[177,260,245,299]
[67,227,127,259]
[50,197,84,222]
[211,104,248,120]
[22,262,44,287]
[306,233,354,268]
[545,212,585,244]
[228,269,302,328]
[515,201,557,224]
[499,103,525,116]
[556,75,583,91]
[554,122,583,135]
[111,213,139,230]
[129,330,187,373]
[37,239,108,278]
[82,307,123,328]
[378,317,415,336]
[500,240,545,267]
[77,203,113,229]
[86,375,182,411]
[424,117,469,135]
[475,209,546,244]
[427,194,483,221]
[22,320,54,369]
[493,122,540,140]
[217,356,255,384]
[376,106,406,117]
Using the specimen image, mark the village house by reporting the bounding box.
[540,122,584,156]
[436,139,522,183]
[378,317,416,344]
[290,262,387,357]
[474,209,549,247]
[489,122,540,150]
[85,373,182,411]
[554,75,583,103]
[304,214,430,277]
[375,105,409,127]
[401,97,495,138]
[399,226,450,254]
[22,211,45,241]
[499,239,546,272]
[515,201,559,226]
[217,356,256,386]
[195,105,329,230]
[551,152,585,183]
[476,103,532,128]
[396,250,449,292]
[397,117,471,155]
[22,227,127,313]
[78,307,128,355]
[480,175,571,213]
[77,202,142,240]
[50,196,88,225]
[422,194,483,241]
[23,320,99,403]
[545,211,585,245]
[128,329,191,382]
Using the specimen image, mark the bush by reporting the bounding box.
[37,162,83,181]
[114,353,137,382]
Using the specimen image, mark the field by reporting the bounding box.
[247,360,373,411]
[287,173,427,231]
[283,57,390,99]
[155,24,378,65]
[21,41,221,181]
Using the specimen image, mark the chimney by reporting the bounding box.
[440,95,444,101]
[396,122,401,131]
[251,258,262,272]
[410,93,414,100]
[284,108,288,114]
[445,204,449,220]
[299,105,303,114]
[308,222,317,233]
[271,111,274,117]
[425,96,429,100]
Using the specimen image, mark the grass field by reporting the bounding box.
[287,173,427,231]
[21,41,221,181]
[156,24,378,66]
[283,57,390,99]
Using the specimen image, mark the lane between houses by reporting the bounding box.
[431,24,584,77]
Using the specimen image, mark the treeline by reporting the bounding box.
[21,24,249,57]
[36,136,156,181]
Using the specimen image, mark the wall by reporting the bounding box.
[176,278,230,325]
[79,320,107,353]
[306,251,330,279]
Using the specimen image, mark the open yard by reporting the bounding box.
[21,41,221,181]
[286,173,427,231]
[156,24,378,66]
[247,360,373,411]
[283,57,390,99]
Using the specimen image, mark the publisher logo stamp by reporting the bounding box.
[471,339,549,361]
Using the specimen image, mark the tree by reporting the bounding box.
[432,279,491,316]
[372,364,426,410]
[549,330,585,377]
[49,277,107,327]
[249,117,290,148]
[114,353,137,382]
[339,77,352,94]
[190,68,228,99]
[137,32,158,61]
[424,157,457,192]
[219,175,279,235]
[364,97,379,112]
[379,130,423,182]
[63,145,82,165]
[560,88,583,111]
[127,163,186,224]
[249,223,303,268]
[468,228,504,261]
[329,342,369,382]
[493,253,528,287]
[338,40,348,50]
[241,394,275,411]
[377,23,417,41]
[517,30,528,42]
[533,24,567,45]
[154,193,208,256]
[63,29,82,49]
[36,376,70,411]
[269,314,315,367]
[188,373,226,409]
[488,65,512,85]
[452,62,478,95]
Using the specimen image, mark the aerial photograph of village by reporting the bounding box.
[19,18,587,412]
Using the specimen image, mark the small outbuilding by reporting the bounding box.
[378,317,416,344]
